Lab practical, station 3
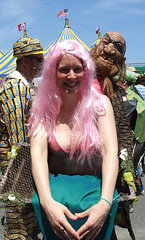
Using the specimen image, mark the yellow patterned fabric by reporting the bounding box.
[0,76,35,173]
[13,36,43,58]
[4,203,37,240]
[0,74,37,239]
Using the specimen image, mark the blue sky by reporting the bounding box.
[0,0,145,65]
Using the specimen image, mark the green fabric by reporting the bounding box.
[32,173,119,240]
[135,66,145,74]
[127,88,145,142]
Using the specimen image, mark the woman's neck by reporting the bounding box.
[61,91,79,110]
[58,93,79,124]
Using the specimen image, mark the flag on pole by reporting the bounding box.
[57,9,68,17]
[18,22,26,31]
[96,25,100,34]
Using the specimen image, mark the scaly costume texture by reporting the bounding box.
[90,32,136,239]
[111,84,136,240]
[0,71,37,239]
[111,85,134,174]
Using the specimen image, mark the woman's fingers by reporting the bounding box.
[46,201,80,239]
[52,210,80,239]
[63,221,80,240]
[84,229,100,240]
[75,209,88,219]
[64,207,78,220]
[54,228,65,240]
[78,223,101,240]
[77,221,91,239]
[61,206,80,239]
[76,206,105,239]
[55,225,80,240]
[54,223,78,240]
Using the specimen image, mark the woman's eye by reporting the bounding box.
[59,68,69,74]
[74,67,83,73]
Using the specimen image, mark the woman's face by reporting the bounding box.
[56,54,84,94]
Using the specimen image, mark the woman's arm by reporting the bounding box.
[99,95,119,204]
[76,95,119,239]
[31,124,52,203]
[30,124,80,240]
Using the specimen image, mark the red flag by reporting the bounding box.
[18,22,26,31]
[57,9,68,17]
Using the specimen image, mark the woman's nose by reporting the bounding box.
[67,69,76,78]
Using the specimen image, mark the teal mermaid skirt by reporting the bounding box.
[32,173,119,240]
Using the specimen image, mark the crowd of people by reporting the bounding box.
[0,29,145,240]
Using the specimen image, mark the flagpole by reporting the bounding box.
[65,18,69,28]
[97,32,101,40]
[23,29,27,37]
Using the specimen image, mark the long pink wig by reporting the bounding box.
[29,40,106,165]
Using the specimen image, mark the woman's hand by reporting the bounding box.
[43,198,80,240]
[75,201,111,240]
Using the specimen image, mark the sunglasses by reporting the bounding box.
[104,33,124,55]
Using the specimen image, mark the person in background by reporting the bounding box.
[133,75,145,101]
[90,31,136,240]
[29,39,119,240]
[0,33,43,239]
[130,73,145,177]
[141,73,145,87]
[116,70,145,187]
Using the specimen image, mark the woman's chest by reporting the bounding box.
[55,123,72,151]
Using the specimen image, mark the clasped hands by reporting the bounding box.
[44,199,110,240]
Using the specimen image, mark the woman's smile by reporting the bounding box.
[57,54,84,94]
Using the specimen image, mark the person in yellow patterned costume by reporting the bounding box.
[0,33,43,239]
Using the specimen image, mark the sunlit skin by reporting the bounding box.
[30,43,119,240]
[56,54,84,94]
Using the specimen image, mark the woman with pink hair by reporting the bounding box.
[30,40,119,240]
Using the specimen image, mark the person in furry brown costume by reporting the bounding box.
[90,31,136,240]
